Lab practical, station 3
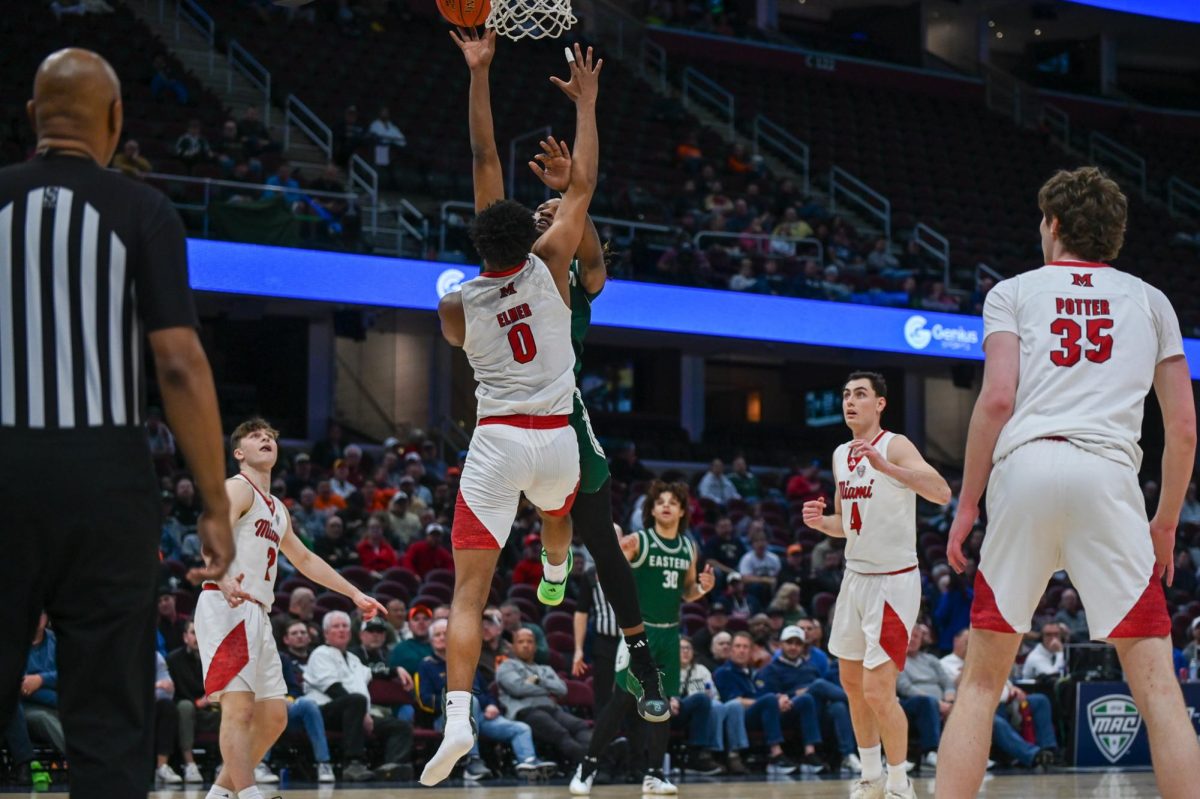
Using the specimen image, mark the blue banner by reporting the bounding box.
[1068,1,1200,24]
[1075,681,1200,767]
[186,239,1200,376]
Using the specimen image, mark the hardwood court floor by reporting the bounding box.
[15,771,1163,797]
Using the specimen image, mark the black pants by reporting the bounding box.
[154,698,178,758]
[320,694,413,765]
[0,429,161,799]
[591,634,621,713]
[517,705,592,762]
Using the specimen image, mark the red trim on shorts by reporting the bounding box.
[478,260,527,278]
[854,564,918,577]
[479,414,568,429]
[543,479,581,518]
[204,620,249,696]
[880,602,909,670]
[1108,572,1171,638]
[1046,260,1110,269]
[1040,436,1068,443]
[451,490,500,550]
[970,570,1017,634]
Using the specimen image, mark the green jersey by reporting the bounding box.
[628,527,696,626]
[569,260,600,378]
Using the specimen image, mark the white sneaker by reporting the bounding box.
[842,753,864,773]
[986,759,995,769]
[317,762,336,783]
[642,774,678,795]
[885,779,917,799]
[182,762,203,783]
[254,762,280,783]
[922,751,938,769]
[850,776,885,799]
[569,763,595,796]
[156,763,183,784]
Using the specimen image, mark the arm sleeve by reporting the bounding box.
[1148,285,1185,363]
[135,191,199,332]
[981,279,1019,341]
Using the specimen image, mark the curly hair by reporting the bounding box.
[230,417,278,454]
[1037,167,1127,262]
[642,479,691,529]
[470,199,538,271]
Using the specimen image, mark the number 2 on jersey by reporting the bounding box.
[1050,317,1113,367]
[264,548,276,582]
[849,501,863,535]
[507,322,538,364]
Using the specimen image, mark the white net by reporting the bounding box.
[488,0,576,40]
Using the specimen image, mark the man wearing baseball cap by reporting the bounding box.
[690,600,730,657]
[389,606,435,675]
[512,534,545,588]
[778,544,807,590]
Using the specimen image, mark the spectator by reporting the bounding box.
[919,281,960,313]
[499,600,550,665]
[777,544,806,590]
[368,105,407,190]
[112,139,151,179]
[678,637,745,773]
[334,105,366,166]
[166,621,211,784]
[967,274,995,315]
[258,620,338,784]
[497,628,593,763]
[1183,618,1200,664]
[703,517,747,580]
[271,586,320,644]
[933,571,973,653]
[157,587,188,653]
[896,624,954,768]
[149,54,189,105]
[152,651,182,783]
[810,549,846,601]
[238,105,277,158]
[145,407,176,475]
[704,181,734,215]
[1054,588,1089,643]
[690,599,729,657]
[767,583,807,625]
[305,611,414,781]
[700,630,732,672]
[759,260,788,295]
[737,531,781,603]
[401,454,434,506]
[417,619,554,779]
[773,207,813,244]
[306,163,350,236]
[609,442,653,487]
[314,479,347,514]
[478,607,513,685]
[821,265,852,301]
[21,614,65,756]
[728,258,760,292]
[712,631,803,773]
[727,456,760,502]
[174,118,211,172]
[358,513,399,577]
[313,421,346,468]
[725,142,754,175]
[314,515,359,569]
[292,486,326,540]
[1181,483,1200,525]
[263,163,305,212]
[1021,623,1067,680]
[402,524,453,577]
[675,131,703,174]
[511,534,544,588]
[866,238,899,273]
[389,605,434,675]
[698,459,740,507]
[723,572,761,616]
[387,492,422,546]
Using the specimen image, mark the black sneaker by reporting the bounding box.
[1033,748,1058,770]
[375,762,413,781]
[343,760,376,781]
[686,749,724,776]
[767,754,800,775]
[725,751,748,775]
[798,752,826,774]
[629,666,670,722]
[462,756,493,781]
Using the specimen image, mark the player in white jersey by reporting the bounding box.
[804,372,950,799]
[195,419,386,799]
[936,167,1200,799]
[418,33,604,786]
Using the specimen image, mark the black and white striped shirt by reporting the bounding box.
[577,570,620,638]
[0,153,197,432]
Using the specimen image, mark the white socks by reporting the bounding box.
[237,788,263,799]
[419,690,475,786]
[887,762,909,791]
[205,788,232,799]
[859,745,882,782]
[543,554,568,582]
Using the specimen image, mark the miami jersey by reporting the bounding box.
[207,473,289,607]
[984,262,1184,471]
[460,254,574,419]
[833,431,917,574]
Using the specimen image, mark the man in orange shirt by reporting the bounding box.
[313,480,346,514]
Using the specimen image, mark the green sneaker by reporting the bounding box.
[536,547,573,606]
[30,760,51,792]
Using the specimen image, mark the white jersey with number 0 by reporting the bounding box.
[833,431,917,574]
[209,474,289,608]
[460,255,574,418]
[984,262,1184,471]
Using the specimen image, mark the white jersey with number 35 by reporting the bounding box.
[460,254,574,419]
[214,474,289,608]
[833,431,918,574]
[984,262,1184,471]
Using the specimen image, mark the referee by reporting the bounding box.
[573,560,623,711]
[0,49,233,798]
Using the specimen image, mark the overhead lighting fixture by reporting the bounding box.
[1034,28,1042,36]
[996,31,1004,38]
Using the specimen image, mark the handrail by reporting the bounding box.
[640,39,667,93]
[438,200,673,255]
[138,169,357,201]
[682,67,735,139]
[693,231,823,265]
[227,40,272,128]
[1088,132,1147,197]
[175,0,215,74]
[398,198,430,242]
[913,223,950,286]
[975,262,1004,283]
[983,65,1021,123]
[348,154,379,235]
[829,166,891,243]
[753,114,810,196]
[1039,104,1070,147]
[283,94,333,159]
[1167,176,1200,220]
[508,126,552,201]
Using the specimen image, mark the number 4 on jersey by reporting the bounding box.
[849,501,863,535]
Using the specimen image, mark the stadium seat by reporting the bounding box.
[542,612,574,637]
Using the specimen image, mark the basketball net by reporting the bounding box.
[488,0,576,40]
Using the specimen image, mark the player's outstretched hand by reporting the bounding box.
[188,508,235,585]
[353,590,388,620]
[550,43,603,105]
[698,563,716,595]
[946,504,977,574]
[1149,513,1176,586]
[801,497,826,528]
[450,26,496,71]
[528,136,571,192]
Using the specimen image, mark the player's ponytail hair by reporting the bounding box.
[642,479,691,530]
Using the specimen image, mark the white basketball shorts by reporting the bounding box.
[973,438,1169,640]
[828,566,921,670]
[195,588,287,701]
[452,415,580,549]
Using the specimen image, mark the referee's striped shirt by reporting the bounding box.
[0,152,197,432]
[578,571,620,638]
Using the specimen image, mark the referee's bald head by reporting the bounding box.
[27,48,123,166]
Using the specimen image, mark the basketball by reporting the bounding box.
[437,0,491,27]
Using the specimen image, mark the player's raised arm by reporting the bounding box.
[450,27,504,211]
[857,435,952,505]
[533,43,602,296]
